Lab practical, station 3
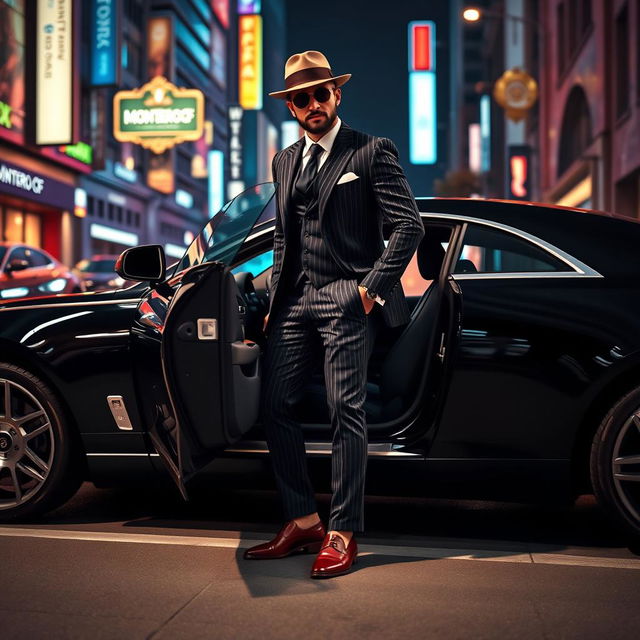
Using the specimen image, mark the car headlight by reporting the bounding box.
[0,287,30,299]
[37,278,68,293]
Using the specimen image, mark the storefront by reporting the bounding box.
[0,154,75,261]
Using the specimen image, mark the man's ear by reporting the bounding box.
[335,87,341,106]
[285,101,296,118]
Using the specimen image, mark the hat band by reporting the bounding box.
[285,67,333,90]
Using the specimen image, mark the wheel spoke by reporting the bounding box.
[614,472,640,482]
[3,380,11,420]
[614,455,640,466]
[9,465,22,504]
[24,447,49,474]
[16,461,45,483]
[633,413,640,433]
[23,422,51,442]
[16,410,45,427]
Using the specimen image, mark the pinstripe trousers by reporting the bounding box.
[261,276,380,532]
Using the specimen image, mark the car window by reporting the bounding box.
[8,247,30,266]
[232,250,274,277]
[28,249,51,267]
[81,259,117,273]
[455,224,568,273]
[0,247,6,265]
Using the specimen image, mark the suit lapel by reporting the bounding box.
[317,124,356,228]
[277,138,304,235]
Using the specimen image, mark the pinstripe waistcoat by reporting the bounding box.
[269,122,425,328]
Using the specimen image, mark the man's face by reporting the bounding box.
[286,82,341,136]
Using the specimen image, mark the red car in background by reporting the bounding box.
[0,243,83,300]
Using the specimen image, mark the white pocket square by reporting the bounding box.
[336,172,359,185]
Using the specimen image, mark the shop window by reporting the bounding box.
[24,213,41,247]
[455,224,569,273]
[615,3,630,120]
[88,196,95,217]
[97,200,104,218]
[126,209,132,225]
[4,209,24,243]
[108,203,114,220]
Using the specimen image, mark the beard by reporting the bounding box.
[297,106,338,135]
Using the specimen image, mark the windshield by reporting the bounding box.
[173,182,277,275]
[79,259,117,273]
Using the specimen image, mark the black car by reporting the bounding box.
[1,183,640,539]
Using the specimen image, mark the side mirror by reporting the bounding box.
[115,245,166,283]
[5,259,29,273]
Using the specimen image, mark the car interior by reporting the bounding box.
[229,222,456,437]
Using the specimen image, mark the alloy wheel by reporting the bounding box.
[611,409,640,525]
[0,379,55,510]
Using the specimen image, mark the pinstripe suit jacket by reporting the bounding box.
[269,123,425,328]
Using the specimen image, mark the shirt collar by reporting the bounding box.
[303,117,342,156]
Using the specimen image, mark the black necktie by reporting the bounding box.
[295,143,323,194]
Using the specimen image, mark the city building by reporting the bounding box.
[537,0,640,218]
[0,0,289,269]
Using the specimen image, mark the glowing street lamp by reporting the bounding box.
[462,8,482,23]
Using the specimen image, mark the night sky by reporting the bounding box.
[285,0,453,196]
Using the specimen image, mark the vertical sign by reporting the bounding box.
[408,21,437,164]
[36,0,74,144]
[238,14,262,110]
[507,145,531,200]
[212,0,229,28]
[480,94,491,171]
[228,105,245,199]
[468,123,481,173]
[208,150,225,215]
[90,0,120,86]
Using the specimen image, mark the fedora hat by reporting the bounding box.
[269,50,351,99]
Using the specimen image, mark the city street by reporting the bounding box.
[2,483,640,639]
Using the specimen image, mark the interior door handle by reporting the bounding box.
[231,341,260,365]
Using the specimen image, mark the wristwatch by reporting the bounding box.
[360,286,385,306]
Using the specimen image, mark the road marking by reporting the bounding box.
[0,526,638,570]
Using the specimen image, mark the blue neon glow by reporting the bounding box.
[480,94,491,171]
[90,0,118,86]
[409,72,437,164]
[208,150,225,216]
[238,0,261,13]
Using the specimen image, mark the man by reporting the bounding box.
[244,51,424,578]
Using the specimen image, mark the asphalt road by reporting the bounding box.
[1,483,640,639]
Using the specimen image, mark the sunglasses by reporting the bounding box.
[291,86,333,109]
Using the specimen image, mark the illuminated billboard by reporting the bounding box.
[90,0,120,86]
[507,145,531,200]
[113,76,204,154]
[408,21,437,165]
[35,0,74,145]
[238,14,262,110]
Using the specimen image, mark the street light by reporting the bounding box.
[462,8,481,23]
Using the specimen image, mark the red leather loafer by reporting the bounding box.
[244,520,326,559]
[310,533,358,578]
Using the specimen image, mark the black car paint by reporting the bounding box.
[0,200,639,502]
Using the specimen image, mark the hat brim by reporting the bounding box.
[268,74,351,99]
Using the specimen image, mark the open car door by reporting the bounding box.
[147,183,277,498]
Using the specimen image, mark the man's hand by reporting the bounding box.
[358,286,375,314]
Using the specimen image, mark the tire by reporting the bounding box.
[590,386,640,539]
[0,363,84,522]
